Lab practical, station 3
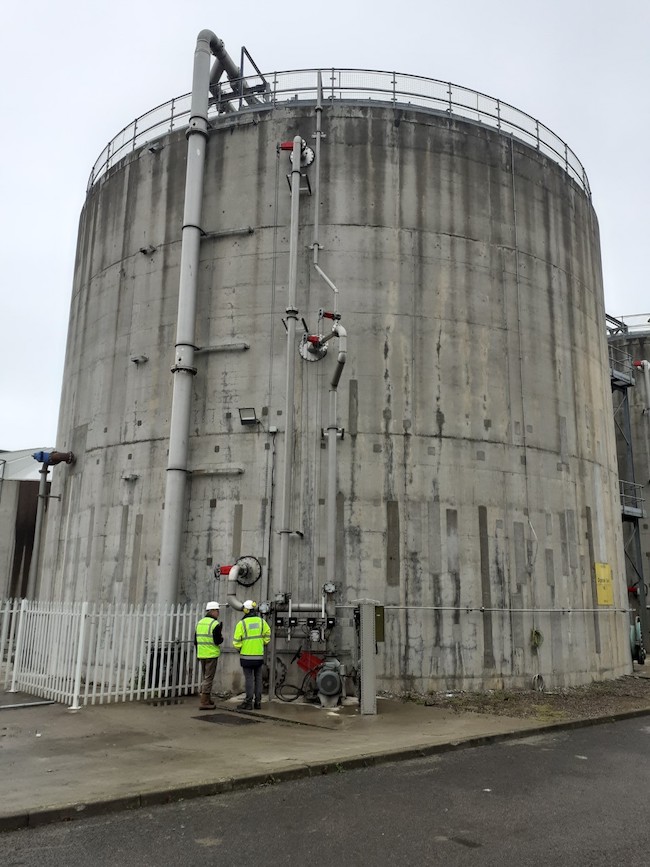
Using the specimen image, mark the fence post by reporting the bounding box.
[0,600,12,686]
[69,601,89,711]
[9,598,28,693]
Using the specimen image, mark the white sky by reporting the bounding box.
[1,1,648,451]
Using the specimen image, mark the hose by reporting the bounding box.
[273,655,323,702]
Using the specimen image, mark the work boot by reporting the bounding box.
[199,693,216,710]
[253,699,262,710]
[237,699,253,711]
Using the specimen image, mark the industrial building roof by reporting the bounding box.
[0,448,54,481]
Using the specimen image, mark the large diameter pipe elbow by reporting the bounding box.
[331,324,348,388]
[227,564,245,611]
[197,29,220,49]
[333,322,347,346]
[49,450,75,466]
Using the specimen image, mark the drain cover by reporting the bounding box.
[193,712,261,726]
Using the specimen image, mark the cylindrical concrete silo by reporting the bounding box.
[42,56,631,692]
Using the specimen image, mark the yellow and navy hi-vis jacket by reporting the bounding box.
[233,614,271,660]
[194,616,223,659]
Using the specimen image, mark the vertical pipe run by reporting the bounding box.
[159,31,216,607]
[26,463,49,599]
[326,325,347,609]
[277,136,304,595]
[312,72,323,268]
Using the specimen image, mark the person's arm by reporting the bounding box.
[262,619,271,646]
[213,621,224,646]
[233,621,243,650]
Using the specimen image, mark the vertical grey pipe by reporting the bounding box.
[326,325,347,626]
[26,463,49,598]
[277,136,304,596]
[159,31,216,607]
[312,72,323,267]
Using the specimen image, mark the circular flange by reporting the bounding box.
[299,335,327,361]
[236,555,262,587]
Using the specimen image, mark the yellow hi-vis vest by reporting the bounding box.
[233,615,270,660]
[195,616,221,659]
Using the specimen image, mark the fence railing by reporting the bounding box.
[1,599,203,708]
[620,479,646,516]
[608,314,650,334]
[87,67,590,196]
[608,342,636,382]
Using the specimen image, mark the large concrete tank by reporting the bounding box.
[42,66,630,691]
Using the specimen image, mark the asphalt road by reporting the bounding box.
[3,716,650,866]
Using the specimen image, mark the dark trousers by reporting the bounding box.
[200,657,219,695]
[242,660,263,701]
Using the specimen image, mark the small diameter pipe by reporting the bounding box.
[325,324,347,624]
[312,71,323,267]
[26,463,49,599]
[340,604,629,614]
[275,601,324,612]
[315,264,339,315]
[277,136,303,597]
[159,30,216,607]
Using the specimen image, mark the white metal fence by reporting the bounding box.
[87,67,590,196]
[1,599,203,709]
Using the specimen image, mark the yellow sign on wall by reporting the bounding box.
[594,562,614,606]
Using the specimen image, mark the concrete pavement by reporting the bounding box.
[2,688,650,833]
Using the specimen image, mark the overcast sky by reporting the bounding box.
[1,1,648,452]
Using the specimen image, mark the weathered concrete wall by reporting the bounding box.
[42,103,630,690]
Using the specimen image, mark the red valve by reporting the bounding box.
[279,141,295,150]
[218,564,233,576]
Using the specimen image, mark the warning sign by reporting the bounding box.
[594,562,614,606]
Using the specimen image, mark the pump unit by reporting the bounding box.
[315,658,343,708]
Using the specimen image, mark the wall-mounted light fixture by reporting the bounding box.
[238,407,259,426]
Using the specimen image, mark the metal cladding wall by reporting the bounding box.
[609,331,650,596]
[43,100,630,691]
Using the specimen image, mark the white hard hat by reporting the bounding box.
[242,600,256,611]
[206,601,220,610]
